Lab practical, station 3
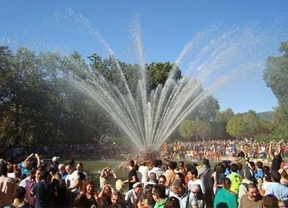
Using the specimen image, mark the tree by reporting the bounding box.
[226,111,272,139]
[179,119,211,140]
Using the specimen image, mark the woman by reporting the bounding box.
[98,184,113,207]
[81,180,100,208]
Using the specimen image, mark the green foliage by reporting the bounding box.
[179,119,211,140]
[226,111,274,139]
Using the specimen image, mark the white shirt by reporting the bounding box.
[138,165,149,183]
[65,170,80,193]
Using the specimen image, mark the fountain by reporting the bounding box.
[46,11,285,159]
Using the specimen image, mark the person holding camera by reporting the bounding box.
[99,167,117,189]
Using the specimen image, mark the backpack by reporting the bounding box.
[230,174,241,194]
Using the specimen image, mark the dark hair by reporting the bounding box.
[262,194,279,208]
[223,178,231,190]
[230,163,239,172]
[263,165,270,175]
[14,186,26,199]
[164,196,180,208]
[153,184,166,199]
[271,170,281,183]
[0,163,8,175]
[158,175,166,182]
[129,160,135,167]
[188,167,198,177]
[256,161,263,169]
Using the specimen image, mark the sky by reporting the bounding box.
[1,0,288,114]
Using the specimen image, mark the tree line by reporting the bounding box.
[0,41,287,147]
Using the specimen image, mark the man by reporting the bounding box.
[239,183,262,208]
[269,141,283,172]
[19,169,36,207]
[31,169,55,208]
[169,179,198,208]
[124,160,139,190]
[148,159,164,180]
[265,170,288,202]
[226,163,242,195]
[65,164,81,207]
[138,161,149,184]
[4,186,27,208]
[164,161,176,187]
[125,182,144,208]
[0,163,17,207]
[152,184,168,208]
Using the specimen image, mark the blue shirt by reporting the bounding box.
[265,182,288,201]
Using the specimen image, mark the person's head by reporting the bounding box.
[58,164,66,174]
[187,168,198,180]
[169,179,185,197]
[263,165,270,175]
[39,169,49,180]
[129,160,135,168]
[223,178,231,190]
[0,163,8,176]
[152,184,166,202]
[158,175,166,185]
[256,161,263,169]
[203,158,210,167]
[175,172,185,184]
[14,186,26,201]
[164,196,180,208]
[133,182,143,195]
[262,194,279,208]
[264,173,272,182]
[179,161,184,168]
[271,170,281,183]
[149,172,157,182]
[84,180,95,195]
[230,163,239,173]
[111,190,122,205]
[246,183,259,202]
[68,158,75,166]
[76,162,83,172]
[65,164,74,174]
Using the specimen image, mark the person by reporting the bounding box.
[198,158,212,208]
[187,168,205,208]
[226,163,242,195]
[65,164,81,207]
[163,161,176,187]
[238,168,255,203]
[164,196,180,208]
[239,183,262,208]
[213,178,237,208]
[30,169,55,208]
[169,179,198,208]
[98,184,113,207]
[148,159,164,180]
[100,167,117,189]
[111,190,125,207]
[269,140,283,172]
[125,182,144,208]
[212,163,226,195]
[152,184,168,208]
[4,186,29,208]
[265,171,288,203]
[81,180,100,208]
[124,160,139,190]
[138,183,155,208]
[19,169,36,207]
[57,163,68,182]
[262,194,279,208]
[0,162,17,207]
[138,161,149,184]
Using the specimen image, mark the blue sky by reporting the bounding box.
[1,0,288,113]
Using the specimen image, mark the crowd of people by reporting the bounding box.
[0,139,288,207]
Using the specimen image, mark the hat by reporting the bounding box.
[132,182,142,189]
[52,156,60,162]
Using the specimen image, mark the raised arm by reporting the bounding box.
[269,141,274,159]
